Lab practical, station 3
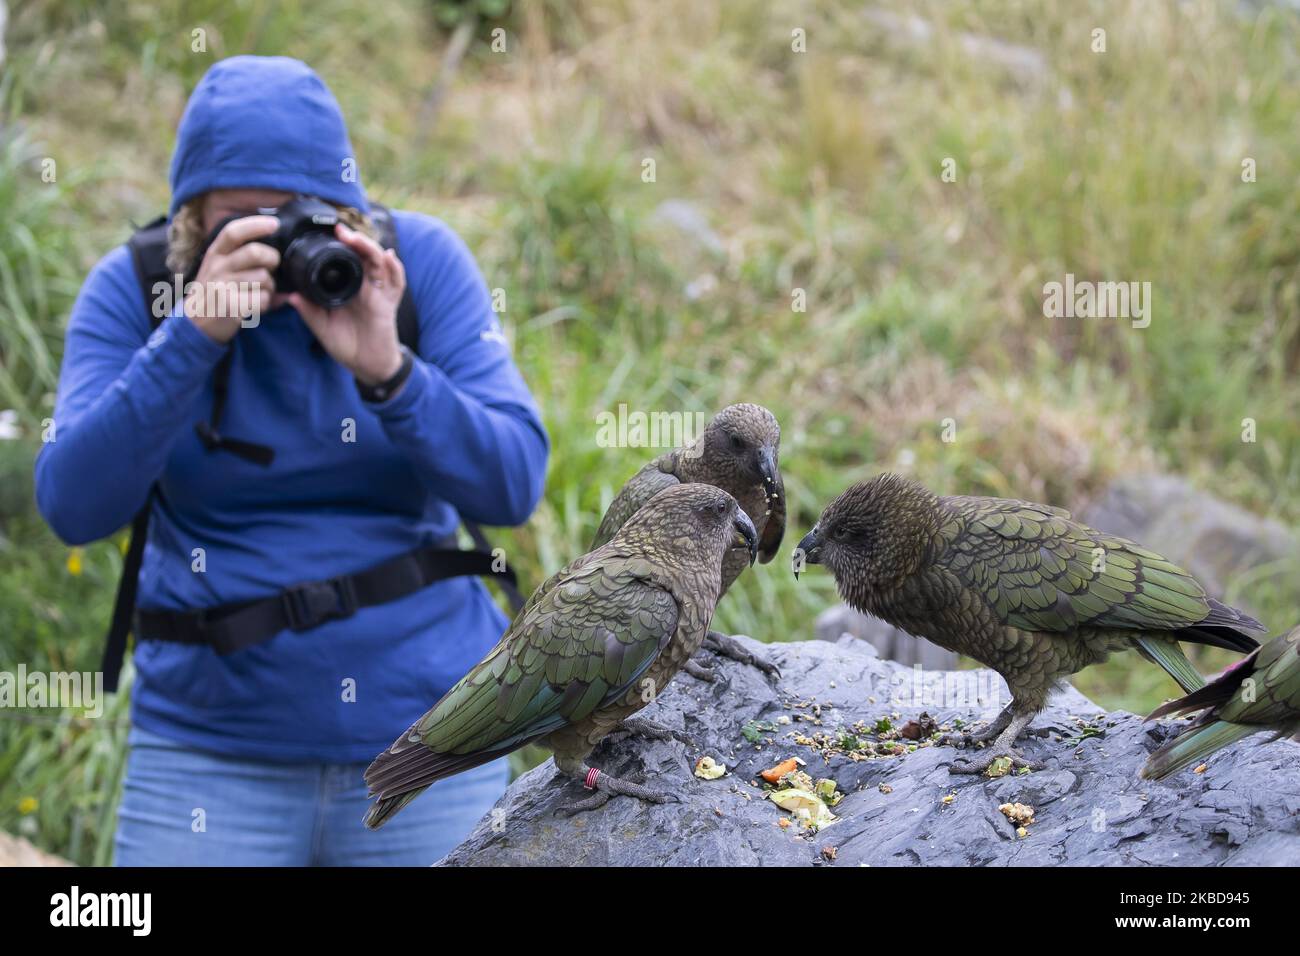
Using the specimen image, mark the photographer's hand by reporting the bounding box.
[185,215,281,343]
[289,223,406,386]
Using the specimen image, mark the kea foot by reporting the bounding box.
[940,703,1014,748]
[556,767,680,816]
[682,659,717,683]
[617,716,698,750]
[701,631,781,679]
[948,750,1041,776]
[947,710,1042,776]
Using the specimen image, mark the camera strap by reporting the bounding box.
[100,205,523,692]
[122,215,277,466]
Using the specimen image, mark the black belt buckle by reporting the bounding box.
[282,576,358,632]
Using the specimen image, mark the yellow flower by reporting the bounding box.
[66,548,84,576]
[17,797,38,815]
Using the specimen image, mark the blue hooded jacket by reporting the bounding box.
[35,56,550,762]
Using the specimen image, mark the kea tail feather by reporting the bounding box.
[1140,719,1256,781]
[363,789,425,830]
[363,740,517,830]
[1176,599,1266,654]
[1134,635,1207,694]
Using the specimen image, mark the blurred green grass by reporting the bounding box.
[2,0,1298,863]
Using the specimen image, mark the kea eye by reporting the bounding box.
[728,432,745,451]
[714,499,728,515]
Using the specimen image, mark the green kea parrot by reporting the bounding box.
[795,473,1265,774]
[364,483,758,827]
[1141,625,1300,780]
[590,402,784,681]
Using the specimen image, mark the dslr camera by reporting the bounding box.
[203,195,364,308]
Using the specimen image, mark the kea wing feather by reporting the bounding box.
[940,496,1251,640]
[365,558,678,802]
[591,463,680,550]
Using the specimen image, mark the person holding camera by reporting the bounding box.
[34,56,549,865]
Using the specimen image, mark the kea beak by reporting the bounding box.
[793,526,823,579]
[732,509,759,566]
[758,445,779,494]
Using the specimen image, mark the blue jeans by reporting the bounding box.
[114,725,507,866]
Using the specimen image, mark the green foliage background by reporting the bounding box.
[2,0,1298,863]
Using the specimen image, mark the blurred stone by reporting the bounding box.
[862,8,1057,93]
[1082,474,1299,605]
[0,830,72,867]
[815,603,958,669]
[649,199,724,256]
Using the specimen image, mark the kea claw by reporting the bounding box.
[940,705,1014,749]
[948,751,1041,776]
[617,716,698,750]
[939,727,1001,749]
[701,631,781,680]
[945,708,1040,775]
[682,659,717,683]
[556,768,681,816]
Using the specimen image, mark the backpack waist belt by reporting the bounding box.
[134,540,518,657]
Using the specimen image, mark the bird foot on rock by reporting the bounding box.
[948,750,1041,776]
[939,727,1001,749]
[940,705,1015,749]
[946,709,1040,775]
[702,631,781,679]
[617,716,698,749]
[555,768,681,816]
[682,659,717,683]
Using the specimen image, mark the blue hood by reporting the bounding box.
[168,56,368,217]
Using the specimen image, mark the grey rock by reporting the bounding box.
[438,635,1300,867]
[649,199,724,256]
[861,7,1050,84]
[0,828,71,867]
[815,603,958,669]
[1082,474,1299,607]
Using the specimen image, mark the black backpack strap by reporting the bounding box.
[369,203,421,353]
[101,506,149,693]
[102,220,172,693]
[127,216,171,331]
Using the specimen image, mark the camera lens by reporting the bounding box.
[313,254,363,301]
[283,234,364,308]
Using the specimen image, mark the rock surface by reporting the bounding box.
[439,635,1300,867]
[0,829,72,867]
